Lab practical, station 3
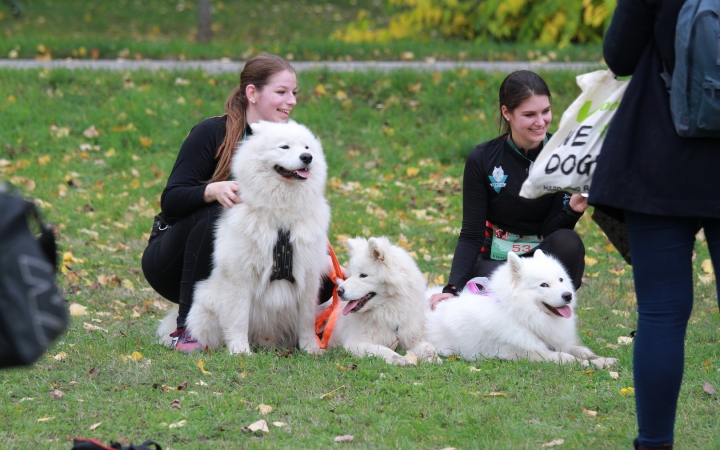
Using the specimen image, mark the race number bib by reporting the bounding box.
[489,225,541,260]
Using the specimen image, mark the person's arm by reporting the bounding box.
[446,149,490,291]
[541,193,586,237]
[604,0,657,76]
[161,120,225,218]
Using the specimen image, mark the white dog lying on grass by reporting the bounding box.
[322,237,440,365]
[426,250,617,368]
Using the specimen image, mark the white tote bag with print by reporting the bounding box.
[519,70,629,199]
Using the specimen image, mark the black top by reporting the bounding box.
[159,116,228,225]
[589,0,720,217]
[447,134,584,290]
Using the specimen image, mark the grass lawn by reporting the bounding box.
[0,67,718,449]
[0,0,604,62]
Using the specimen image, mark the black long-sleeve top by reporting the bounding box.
[447,134,583,290]
[159,116,227,225]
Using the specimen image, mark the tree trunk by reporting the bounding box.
[197,0,212,43]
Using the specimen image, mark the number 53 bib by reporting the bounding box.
[490,225,541,260]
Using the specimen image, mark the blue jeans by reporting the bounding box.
[625,211,720,448]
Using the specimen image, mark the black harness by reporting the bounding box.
[270,229,295,283]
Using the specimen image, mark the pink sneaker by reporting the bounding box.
[169,328,203,353]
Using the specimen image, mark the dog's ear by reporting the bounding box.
[534,249,547,259]
[507,252,523,283]
[346,237,366,259]
[367,237,390,264]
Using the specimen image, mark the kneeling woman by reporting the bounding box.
[430,70,588,309]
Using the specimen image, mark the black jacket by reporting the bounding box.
[589,0,720,217]
[447,134,583,289]
[159,116,227,225]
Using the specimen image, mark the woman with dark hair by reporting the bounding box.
[142,54,327,352]
[429,70,588,309]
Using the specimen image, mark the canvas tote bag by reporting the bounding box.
[520,70,629,199]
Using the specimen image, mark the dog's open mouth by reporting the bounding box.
[543,302,573,318]
[342,292,376,315]
[274,165,310,180]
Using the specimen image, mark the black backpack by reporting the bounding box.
[0,184,67,369]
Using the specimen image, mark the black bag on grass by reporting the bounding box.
[72,438,162,450]
[0,184,67,369]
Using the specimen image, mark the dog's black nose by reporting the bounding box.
[299,153,313,164]
[562,292,572,303]
[337,286,344,297]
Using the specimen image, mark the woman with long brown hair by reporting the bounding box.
[142,54,302,352]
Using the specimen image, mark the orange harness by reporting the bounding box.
[314,241,345,349]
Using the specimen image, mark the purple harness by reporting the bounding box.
[464,277,499,303]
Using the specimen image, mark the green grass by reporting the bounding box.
[0,0,604,62]
[0,68,718,449]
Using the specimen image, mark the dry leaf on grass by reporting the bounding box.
[542,439,565,447]
[609,371,619,380]
[257,404,273,415]
[702,382,717,395]
[49,389,65,399]
[272,421,287,427]
[168,420,186,428]
[89,422,102,431]
[582,407,597,417]
[52,352,67,361]
[246,419,269,433]
[405,352,418,366]
[37,417,55,422]
[483,392,507,397]
[334,435,354,443]
[170,399,181,410]
[198,360,212,375]
[617,336,633,345]
[83,323,108,333]
[69,303,88,317]
[320,385,346,399]
[701,259,714,274]
[469,366,481,372]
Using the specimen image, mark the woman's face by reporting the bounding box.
[246,70,297,123]
[502,94,552,150]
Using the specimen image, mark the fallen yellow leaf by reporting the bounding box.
[406,167,420,177]
[620,387,635,395]
[52,352,67,361]
[247,419,269,433]
[69,303,88,317]
[701,259,714,274]
[89,422,102,431]
[198,360,212,375]
[258,404,273,415]
[584,256,598,266]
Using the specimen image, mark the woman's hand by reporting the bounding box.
[429,292,455,311]
[204,181,241,209]
[568,193,589,214]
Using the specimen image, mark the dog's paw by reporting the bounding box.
[591,357,618,369]
[386,353,415,366]
[227,341,252,355]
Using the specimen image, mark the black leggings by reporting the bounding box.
[471,229,586,290]
[141,204,337,329]
[142,204,222,328]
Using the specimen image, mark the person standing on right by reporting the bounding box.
[589,1,720,449]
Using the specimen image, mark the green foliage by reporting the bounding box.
[335,0,617,47]
[0,68,718,448]
[0,0,604,61]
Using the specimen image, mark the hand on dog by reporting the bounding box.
[204,181,242,209]
[429,292,455,310]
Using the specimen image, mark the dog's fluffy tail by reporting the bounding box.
[157,307,179,347]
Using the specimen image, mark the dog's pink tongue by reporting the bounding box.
[294,169,310,179]
[342,300,360,316]
[557,305,572,318]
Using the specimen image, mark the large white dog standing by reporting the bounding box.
[426,250,617,367]
[158,120,329,354]
[324,237,440,365]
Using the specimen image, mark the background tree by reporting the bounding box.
[334,0,617,47]
[197,0,212,43]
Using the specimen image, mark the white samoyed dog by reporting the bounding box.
[323,237,440,365]
[158,120,330,355]
[426,250,617,367]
